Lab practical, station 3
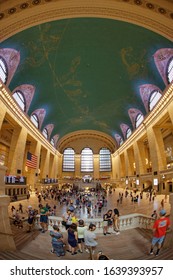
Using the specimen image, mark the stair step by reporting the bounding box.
[0,250,42,260]
[136,227,153,241]
[11,224,41,250]
[137,247,173,260]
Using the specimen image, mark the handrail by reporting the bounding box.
[0,231,14,236]
[35,212,155,233]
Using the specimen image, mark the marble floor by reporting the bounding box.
[9,188,171,220]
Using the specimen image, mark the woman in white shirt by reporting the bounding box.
[77,219,87,253]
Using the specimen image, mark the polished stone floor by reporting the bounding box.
[8,188,171,260]
[9,188,170,219]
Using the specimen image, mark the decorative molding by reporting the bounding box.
[0,0,173,22]
[57,130,117,153]
[0,1,173,41]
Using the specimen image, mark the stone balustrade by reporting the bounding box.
[35,213,154,233]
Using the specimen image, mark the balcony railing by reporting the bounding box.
[35,213,154,233]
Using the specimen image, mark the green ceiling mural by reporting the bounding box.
[0,18,172,141]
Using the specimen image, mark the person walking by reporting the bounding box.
[149,209,170,256]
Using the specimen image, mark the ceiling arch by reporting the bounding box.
[0,0,173,152]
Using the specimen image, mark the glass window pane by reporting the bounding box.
[149,90,162,111]
[63,148,75,172]
[30,113,39,128]
[0,57,8,84]
[168,58,173,83]
[81,148,93,172]
[135,113,144,128]
[13,90,25,111]
[126,127,132,138]
[99,148,111,171]
[43,128,48,139]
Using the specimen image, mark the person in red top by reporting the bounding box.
[149,209,170,256]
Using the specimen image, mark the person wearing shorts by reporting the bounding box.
[40,205,49,233]
[149,209,170,256]
[77,219,87,253]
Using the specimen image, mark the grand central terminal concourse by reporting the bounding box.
[0,0,173,260]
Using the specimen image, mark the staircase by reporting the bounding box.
[0,250,42,260]
[136,227,153,241]
[137,247,173,260]
[11,223,41,250]
[136,227,173,260]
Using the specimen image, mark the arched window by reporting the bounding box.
[81,148,93,172]
[135,113,144,128]
[42,128,48,139]
[30,113,39,128]
[50,138,55,147]
[119,137,124,146]
[149,90,162,111]
[167,57,173,83]
[12,90,26,111]
[0,57,8,84]
[126,127,132,139]
[99,148,111,171]
[63,148,75,172]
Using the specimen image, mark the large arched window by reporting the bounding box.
[12,90,26,111]
[135,113,144,128]
[63,148,75,172]
[99,148,111,171]
[0,57,8,84]
[81,148,93,172]
[30,113,39,128]
[149,90,162,111]
[167,57,173,83]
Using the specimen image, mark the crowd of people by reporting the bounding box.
[9,186,171,259]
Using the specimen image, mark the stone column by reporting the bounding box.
[0,103,6,130]
[75,155,81,178]
[0,165,16,251]
[134,140,146,174]
[127,147,135,176]
[163,193,173,248]
[93,154,99,180]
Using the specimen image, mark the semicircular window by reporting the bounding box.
[81,147,93,172]
[50,138,55,147]
[126,127,132,139]
[149,90,162,111]
[42,128,48,139]
[63,148,75,172]
[119,137,124,146]
[12,90,25,111]
[167,57,173,83]
[0,57,8,84]
[135,113,144,128]
[30,113,39,128]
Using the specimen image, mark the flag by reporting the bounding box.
[26,152,37,169]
